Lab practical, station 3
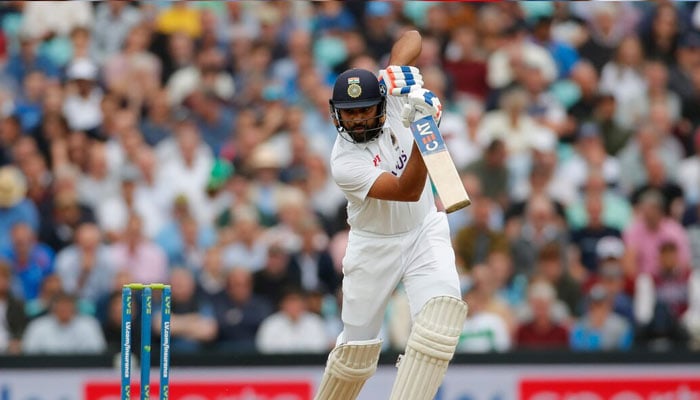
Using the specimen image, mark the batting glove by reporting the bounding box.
[400,88,443,128]
[379,66,424,96]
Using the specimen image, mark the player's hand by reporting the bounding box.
[379,66,424,96]
[400,88,442,128]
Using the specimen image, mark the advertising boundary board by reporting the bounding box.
[0,364,698,399]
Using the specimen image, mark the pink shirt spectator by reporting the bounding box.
[110,242,168,284]
[623,217,691,275]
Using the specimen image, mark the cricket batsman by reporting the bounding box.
[314,30,468,400]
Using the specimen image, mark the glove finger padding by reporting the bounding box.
[400,89,443,127]
[379,66,424,96]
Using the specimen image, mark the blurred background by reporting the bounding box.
[0,1,699,398]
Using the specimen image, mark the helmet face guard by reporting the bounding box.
[329,68,387,144]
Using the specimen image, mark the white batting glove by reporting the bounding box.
[379,66,424,96]
[400,88,442,128]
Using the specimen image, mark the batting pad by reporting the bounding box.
[313,338,382,400]
[389,296,468,400]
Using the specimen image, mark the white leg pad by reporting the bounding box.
[389,296,468,400]
[313,339,382,400]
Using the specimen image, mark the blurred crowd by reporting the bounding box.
[1,1,700,357]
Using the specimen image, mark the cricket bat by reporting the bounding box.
[410,115,471,213]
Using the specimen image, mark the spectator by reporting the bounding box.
[516,280,569,350]
[640,4,681,65]
[668,32,700,106]
[587,261,635,326]
[253,244,296,307]
[443,26,489,102]
[91,0,143,64]
[454,195,509,270]
[154,268,217,353]
[110,214,168,285]
[212,267,272,352]
[0,166,40,250]
[1,223,54,301]
[54,223,114,312]
[677,131,700,206]
[510,195,569,277]
[196,246,227,304]
[558,121,621,194]
[570,283,633,351]
[456,286,512,353]
[166,46,234,108]
[256,287,329,354]
[155,212,216,270]
[629,60,682,128]
[477,87,551,159]
[617,126,683,196]
[4,32,60,84]
[567,61,601,124]
[0,261,27,354]
[102,24,161,101]
[566,171,631,233]
[533,242,582,318]
[20,1,93,42]
[139,91,172,147]
[465,139,510,208]
[22,292,106,354]
[39,186,96,252]
[222,209,268,272]
[574,4,633,71]
[569,194,623,280]
[24,274,62,320]
[623,189,691,276]
[155,118,214,226]
[213,268,273,353]
[62,58,103,133]
[287,218,339,296]
[630,153,684,219]
[599,35,647,130]
[76,142,120,211]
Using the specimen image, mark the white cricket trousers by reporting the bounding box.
[338,211,462,343]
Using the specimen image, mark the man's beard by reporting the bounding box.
[344,115,382,143]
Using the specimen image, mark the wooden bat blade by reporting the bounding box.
[410,115,471,213]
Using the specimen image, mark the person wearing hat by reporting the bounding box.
[570,283,633,351]
[63,58,103,133]
[315,30,466,400]
[0,166,39,251]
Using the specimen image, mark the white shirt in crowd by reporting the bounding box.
[0,301,8,352]
[456,312,512,353]
[330,96,434,235]
[62,89,104,132]
[677,155,700,205]
[155,137,214,226]
[256,312,329,354]
[22,315,106,354]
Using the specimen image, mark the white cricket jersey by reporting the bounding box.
[330,96,436,235]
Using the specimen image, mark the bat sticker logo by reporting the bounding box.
[410,116,446,155]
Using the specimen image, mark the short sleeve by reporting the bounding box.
[331,148,384,203]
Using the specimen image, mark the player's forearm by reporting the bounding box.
[388,30,422,66]
[398,142,428,201]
